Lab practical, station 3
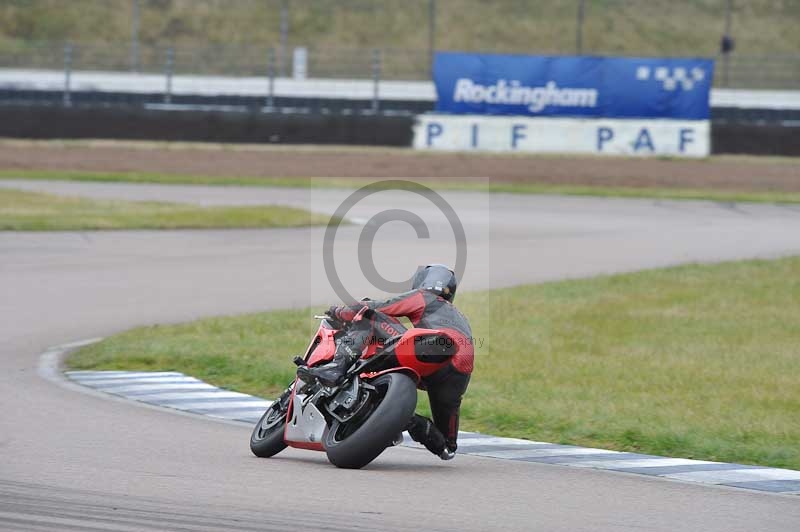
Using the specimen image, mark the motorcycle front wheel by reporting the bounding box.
[250,399,288,458]
[323,372,417,469]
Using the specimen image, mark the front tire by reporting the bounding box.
[323,372,417,469]
[250,401,288,458]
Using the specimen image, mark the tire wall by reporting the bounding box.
[711,123,800,156]
[0,104,796,155]
[0,105,414,146]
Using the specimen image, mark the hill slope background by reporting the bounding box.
[0,1,797,85]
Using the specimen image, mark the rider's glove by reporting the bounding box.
[327,305,357,322]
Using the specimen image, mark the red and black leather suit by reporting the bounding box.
[334,288,474,455]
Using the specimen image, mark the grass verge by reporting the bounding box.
[68,257,800,469]
[3,169,800,204]
[0,188,333,231]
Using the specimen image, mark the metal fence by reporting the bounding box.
[0,0,798,90]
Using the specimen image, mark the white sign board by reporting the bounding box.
[414,114,710,157]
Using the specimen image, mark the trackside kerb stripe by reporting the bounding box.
[69,371,183,379]
[64,370,800,495]
[130,391,255,401]
[567,458,721,469]
[74,376,202,384]
[167,401,271,410]
[723,480,800,493]
[607,464,764,476]
[95,383,217,394]
[153,396,268,405]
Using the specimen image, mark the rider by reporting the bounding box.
[297,264,474,461]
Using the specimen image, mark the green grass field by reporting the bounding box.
[68,257,800,469]
[0,188,334,230]
[4,169,800,205]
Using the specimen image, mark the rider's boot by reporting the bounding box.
[407,414,451,458]
[296,340,359,386]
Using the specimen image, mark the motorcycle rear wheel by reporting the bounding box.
[250,401,288,458]
[323,372,417,469]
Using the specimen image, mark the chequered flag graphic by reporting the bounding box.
[636,66,706,91]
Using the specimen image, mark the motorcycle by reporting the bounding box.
[249,306,459,469]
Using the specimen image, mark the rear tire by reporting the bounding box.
[323,372,417,469]
[250,401,288,458]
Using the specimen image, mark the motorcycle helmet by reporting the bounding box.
[411,264,458,302]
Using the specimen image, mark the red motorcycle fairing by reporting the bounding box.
[302,315,395,368]
[303,321,338,367]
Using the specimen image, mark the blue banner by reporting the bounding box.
[433,52,714,120]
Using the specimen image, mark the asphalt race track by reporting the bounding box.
[2,181,800,531]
